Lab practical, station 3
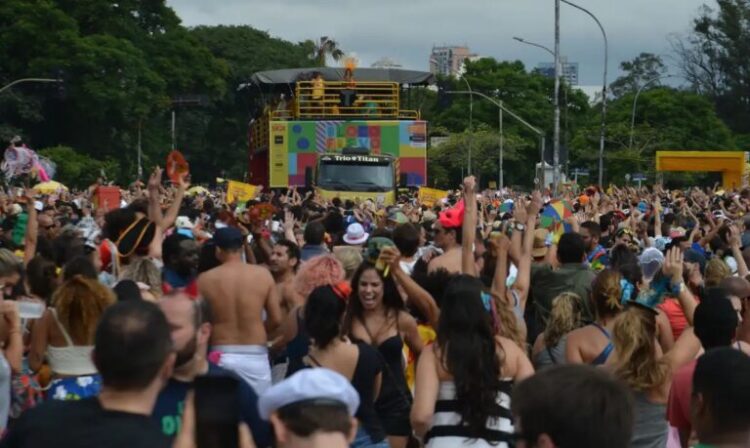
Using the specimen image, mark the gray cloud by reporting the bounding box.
[168,0,708,85]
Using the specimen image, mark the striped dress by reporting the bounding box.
[425,380,515,448]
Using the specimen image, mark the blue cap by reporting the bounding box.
[213,227,243,249]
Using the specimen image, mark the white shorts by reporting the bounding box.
[211,345,272,394]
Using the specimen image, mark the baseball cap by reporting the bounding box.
[175,216,193,229]
[213,227,243,250]
[258,368,360,420]
[684,248,707,274]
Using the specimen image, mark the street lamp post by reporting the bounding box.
[462,76,473,175]
[499,102,504,191]
[447,90,546,187]
[629,75,673,149]
[512,36,561,191]
[561,0,608,187]
[0,78,62,94]
[553,0,561,193]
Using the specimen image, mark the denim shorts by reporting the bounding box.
[351,426,390,448]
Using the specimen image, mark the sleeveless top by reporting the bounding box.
[425,380,514,448]
[630,391,668,448]
[285,308,311,378]
[304,343,386,442]
[46,309,97,376]
[590,322,614,366]
[533,334,568,370]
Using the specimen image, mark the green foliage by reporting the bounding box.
[428,58,590,187]
[571,87,735,185]
[609,53,668,98]
[38,146,119,188]
[675,0,750,132]
[428,126,528,189]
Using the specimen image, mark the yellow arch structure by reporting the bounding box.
[655,151,748,189]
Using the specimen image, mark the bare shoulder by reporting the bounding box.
[397,310,417,328]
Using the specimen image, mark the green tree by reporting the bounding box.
[571,87,734,185]
[609,53,668,98]
[39,145,119,188]
[309,36,344,66]
[673,0,750,132]
[429,58,590,187]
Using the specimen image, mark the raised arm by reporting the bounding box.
[23,189,38,267]
[728,224,749,278]
[382,247,440,329]
[461,176,478,277]
[663,247,698,325]
[491,235,511,305]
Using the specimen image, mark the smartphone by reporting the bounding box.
[195,375,240,448]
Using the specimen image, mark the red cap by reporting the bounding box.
[438,200,465,229]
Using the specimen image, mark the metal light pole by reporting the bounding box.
[0,78,61,94]
[447,90,546,187]
[629,75,673,149]
[513,35,561,192]
[499,101,504,191]
[462,76,474,174]
[553,0,561,192]
[561,0,607,187]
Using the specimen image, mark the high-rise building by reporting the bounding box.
[371,57,402,69]
[536,57,579,86]
[429,45,477,77]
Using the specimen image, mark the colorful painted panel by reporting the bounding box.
[269,120,427,187]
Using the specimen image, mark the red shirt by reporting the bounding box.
[667,359,697,431]
[659,297,691,341]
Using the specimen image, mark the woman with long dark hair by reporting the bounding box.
[344,262,423,448]
[301,283,387,448]
[411,275,533,447]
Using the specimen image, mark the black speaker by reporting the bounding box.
[305,167,313,188]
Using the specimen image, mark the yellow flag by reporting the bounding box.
[226,180,258,204]
[418,187,448,207]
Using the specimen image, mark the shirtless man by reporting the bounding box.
[427,214,463,275]
[268,239,302,315]
[197,227,282,394]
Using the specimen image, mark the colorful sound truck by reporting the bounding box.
[245,67,434,204]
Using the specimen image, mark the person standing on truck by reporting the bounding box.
[311,72,325,116]
[197,227,282,394]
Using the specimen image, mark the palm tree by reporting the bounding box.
[311,36,344,66]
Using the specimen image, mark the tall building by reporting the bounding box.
[429,45,477,77]
[536,57,579,86]
[371,57,402,69]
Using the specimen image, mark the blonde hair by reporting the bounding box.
[492,292,524,349]
[592,270,623,319]
[52,275,116,345]
[121,258,162,299]
[0,249,20,278]
[705,258,731,288]
[611,306,668,392]
[544,292,584,347]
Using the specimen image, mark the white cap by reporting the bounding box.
[175,216,193,229]
[343,222,368,245]
[258,368,360,420]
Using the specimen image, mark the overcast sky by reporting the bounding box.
[167,0,711,86]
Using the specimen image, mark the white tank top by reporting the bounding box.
[46,309,97,376]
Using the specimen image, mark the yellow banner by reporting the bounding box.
[226,180,258,204]
[418,187,448,207]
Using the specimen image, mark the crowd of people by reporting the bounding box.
[0,167,746,448]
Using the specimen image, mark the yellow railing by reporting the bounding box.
[272,81,420,120]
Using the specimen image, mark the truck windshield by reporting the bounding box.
[318,161,394,192]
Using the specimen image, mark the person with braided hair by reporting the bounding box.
[29,275,115,400]
[565,269,624,365]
